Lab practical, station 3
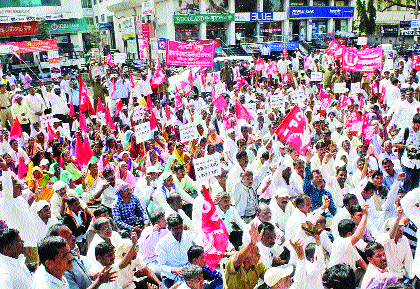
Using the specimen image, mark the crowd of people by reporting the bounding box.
[0,46,419,289]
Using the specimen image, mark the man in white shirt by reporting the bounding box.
[32,200,59,242]
[33,236,74,289]
[256,222,285,268]
[331,193,359,239]
[360,242,394,289]
[0,228,32,288]
[134,166,162,212]
[390,88,420,130]
[325,166,352,208]
[24,86,45,124]
[284,195,312,243]
[385,78,401,109]
[94,168,126,211]
[269,188,294,232]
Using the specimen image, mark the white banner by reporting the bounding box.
[134,122,152,143]
[334,82,347,94]
[193,154,221,181]
[180,122,199,143]
[113,53,127,64]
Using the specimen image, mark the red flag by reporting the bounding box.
[69,99,75,117]
[345,108,363,134]
[129,70,135,88]
[10,118,22,139]
[106,53,116,68]
[282,45,288,57]
[213,95,227,112]
[201,185,229,271]
[319,89,332,116]
[362,113,375,145]
[165,105,171,121]
[380,85,386,103]
[412,53,420,71]
[200,67,207,88]
[79,112,88,133]
[146,95,153,112]
[213,73,221,84]
[180,81,192,96]
[79,75,95,115]
[47,123,56,142]
[96,98,105,113]
[188,67,198,83]
[75,133,84,165]
[175,87,184,110]
[371,80,379,95]
[255,56,264,71]
[150,111,157,130]
[281,73,290,84]
[17,157,28,179]
[151,60,165,85]
[82,137,94,165]
[13,51,23,62]
[303,56,312,70]
[105,104,116,129]
[235,99,254,121]
[110,78,117,99]
[115,99,124,117]
[339,94,353,108]
[275,105,311,155]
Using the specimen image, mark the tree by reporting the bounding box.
[356,0,369,35]
[37,20,50,40]
[378,0,416,12]
[366,0,376,34]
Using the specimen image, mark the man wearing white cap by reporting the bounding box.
[32,200,59,242]
[134,166,162,211]
[50,180,90,220]
[269,188,294,232]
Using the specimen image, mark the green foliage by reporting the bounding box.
[37,20,50,40]
[366,0,376,34]
[356,0,368,34]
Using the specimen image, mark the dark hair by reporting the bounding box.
[150,211,165,224]
[167,213,183,228]
[414,113,420,124]
[295,195,308,209]
[167,193,181,205]
[257,222,275,233]
[336,166,347,175]
[0,228,20,253]
[311,169,322,180]
[316,141,328,150]
[343,194,357,207]
[391,78,399,85]
[382,158,393,166]
[364,181,377,193]
[187,245,204,263]
[305,243,316,261]
[261,151,270,160]
[385,282,414,289]
[236,151,248,161]
[173,164,184,172]
[46,224,66,237]
[66,196,79,206]
[94,206,109,217]
[349,205,362,216]
[323,264,356,289]
[371,170,383,179]
[38,236,67,265]
[95,242,114,260]
[365,242,384,258]
[103,168,113,178]
[338,219,356,238]
[293,158,304,167]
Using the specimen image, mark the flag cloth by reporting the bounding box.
[202,185,229,271]
[17,157,28,179]
[105,104,116,129]
[75,134,84,165]
[188,68,198,83]
[180,81,193,96]
[165,105,171,121]
[129,70,135,88]
[78,75,95,115]
[106,53,116,68]
[115,99,124,117]
[275,105,311,156]
[345,109,363,134]
[47,123,56,142]
[150,111,157,130]
[175,87,184,110]
[110,78,117,99]
[319,89,332,115]
[69,99,75,117]
[82,137,94,165]
[339,94,353,108]
[10,118,22,139]
[361,113,375,145]
[412,53,420,70]
[213,95,228,111]
[200,67,207,88]
[151,60,165,85]
[79,113,88,133]
[255,56,264,71]
[146,95,153,112]
[282,45,288,57]
[303,56,312,70]
[214,72,221,84]
[235,99,254,121]
[13,51,23,61]
[97,98,105,113]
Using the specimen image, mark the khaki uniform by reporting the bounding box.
[0,91,13,128]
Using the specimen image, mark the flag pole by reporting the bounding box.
[10,53,42,82]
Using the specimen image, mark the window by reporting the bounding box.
[95,16,99,24]
[101,14,105,22]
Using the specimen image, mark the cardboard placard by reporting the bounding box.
[350,82,361,94]
[214,83,226,96]
[132,106,146,122]
[334,82,347,94]
[193,154,221,181]
[243,102,257,117]
[383,58,394,72]
[113,53,127,64]
[179,122,199,143]
[134,122,152,143]
[289,89,306,103]
[270,93,285,109]
[357,36,368,46]
[40,114,53,129]
[62,123,71,140]
[310,71,323,82]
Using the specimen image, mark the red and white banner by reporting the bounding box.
[275,105,311,156]
[325,39,344,60]
[0,22,37,37]
[345,109,363,135]
[166,40,215,67]
[202,185,229,271]
[412,53,420,71]
[0,39,58,54]
[342,46,383,73]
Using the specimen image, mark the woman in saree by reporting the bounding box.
[98,152,115,175]
[26,166,54,201]
[25,137,41,158]
[60,149,83,185]
[49,162,73,185]
[115,161,137,189]
[118,151,137,173]
[173,143,191,171]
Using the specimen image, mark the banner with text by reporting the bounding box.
[166,40,215,67]
[342,46,383,73]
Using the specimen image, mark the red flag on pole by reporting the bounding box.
[10,118,22,139]
[78,75,95,115]
[106,53,116,68]
[82,137,94,165]
[69,99,75,117]
[129,70,135,88]
[255,56,264,71]
[75,133,84,165]
[47,123,55,142]
[275,105,311,156]
[201,185,229,271]
[235,99,254,121]
[345,108,363,135]
[13,51,23,62]
[150,111,157,130]
[146,95,153,112]
[115,99,124,117]
[96,98,105,113]
[165,105,171,121]
[79,112,88,133]
[105,104,116,130]
[213,95,227,111]
[339,94,353,108]
[17,157,28,179]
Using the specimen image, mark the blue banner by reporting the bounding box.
[265,42,299,52]
[289,6,354,18]
[98,22,114,31]
[250,12,274,22]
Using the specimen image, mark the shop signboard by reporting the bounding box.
[173,13,234,24]
[47,18,88,34]
[0,21,37,37]
[289,6,355,18]
[121,17,135,39]
[250,12,273,22]
[142,0,154,15]
[266,42,299,52]
[380,25,398,37]
[98,22,114,31]
[48,50,61,79]
[0,39,58,54]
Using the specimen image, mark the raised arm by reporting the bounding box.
[350,204,368,246]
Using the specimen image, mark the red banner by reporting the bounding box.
[166,40,215,67]
[325,39,344,59]
[0,22,37,37]
[275,105,311,156]
[412,54,420,71]
[342,46,383,73]
[0,39,58,54]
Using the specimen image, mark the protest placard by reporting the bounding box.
[180,122,199,142]
[350,82,361,94]
[193,154,221,181]
[62,123,71,140]
[113,53,127,64]
[134,122,152,143]
[290,90,305,103]
[214,83,226,96]
[310,72,323,82]
[132,106,146,122]
[270,93,285,108]
[40,114,53,129]
[334,82,347,94]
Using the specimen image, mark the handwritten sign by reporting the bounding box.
[40,114,53,129]
[214,83,226,96]
[350,82,361,94]
[113,53,127,64]
[383,58,394,72]
[193,154,221,181]
[310,71,323,82]
[290,89,305,104]
[134,122,152,143]
[334,82,347,94]
[357,36,367,46]
[270,93,285,109]
[132,106,146,122]
[180,122,199,142]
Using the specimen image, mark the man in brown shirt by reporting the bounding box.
[220,60,234,91]
[0,83,13,129]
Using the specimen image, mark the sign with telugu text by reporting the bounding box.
[193,154,221,181]
[0,39,58,54]
[134,122,152,143]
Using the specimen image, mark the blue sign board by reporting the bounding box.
[98,22,114,31]
[289,6,355,18]
[250,12,273,22]
[157,38,166,51]
[265,42,299,52]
